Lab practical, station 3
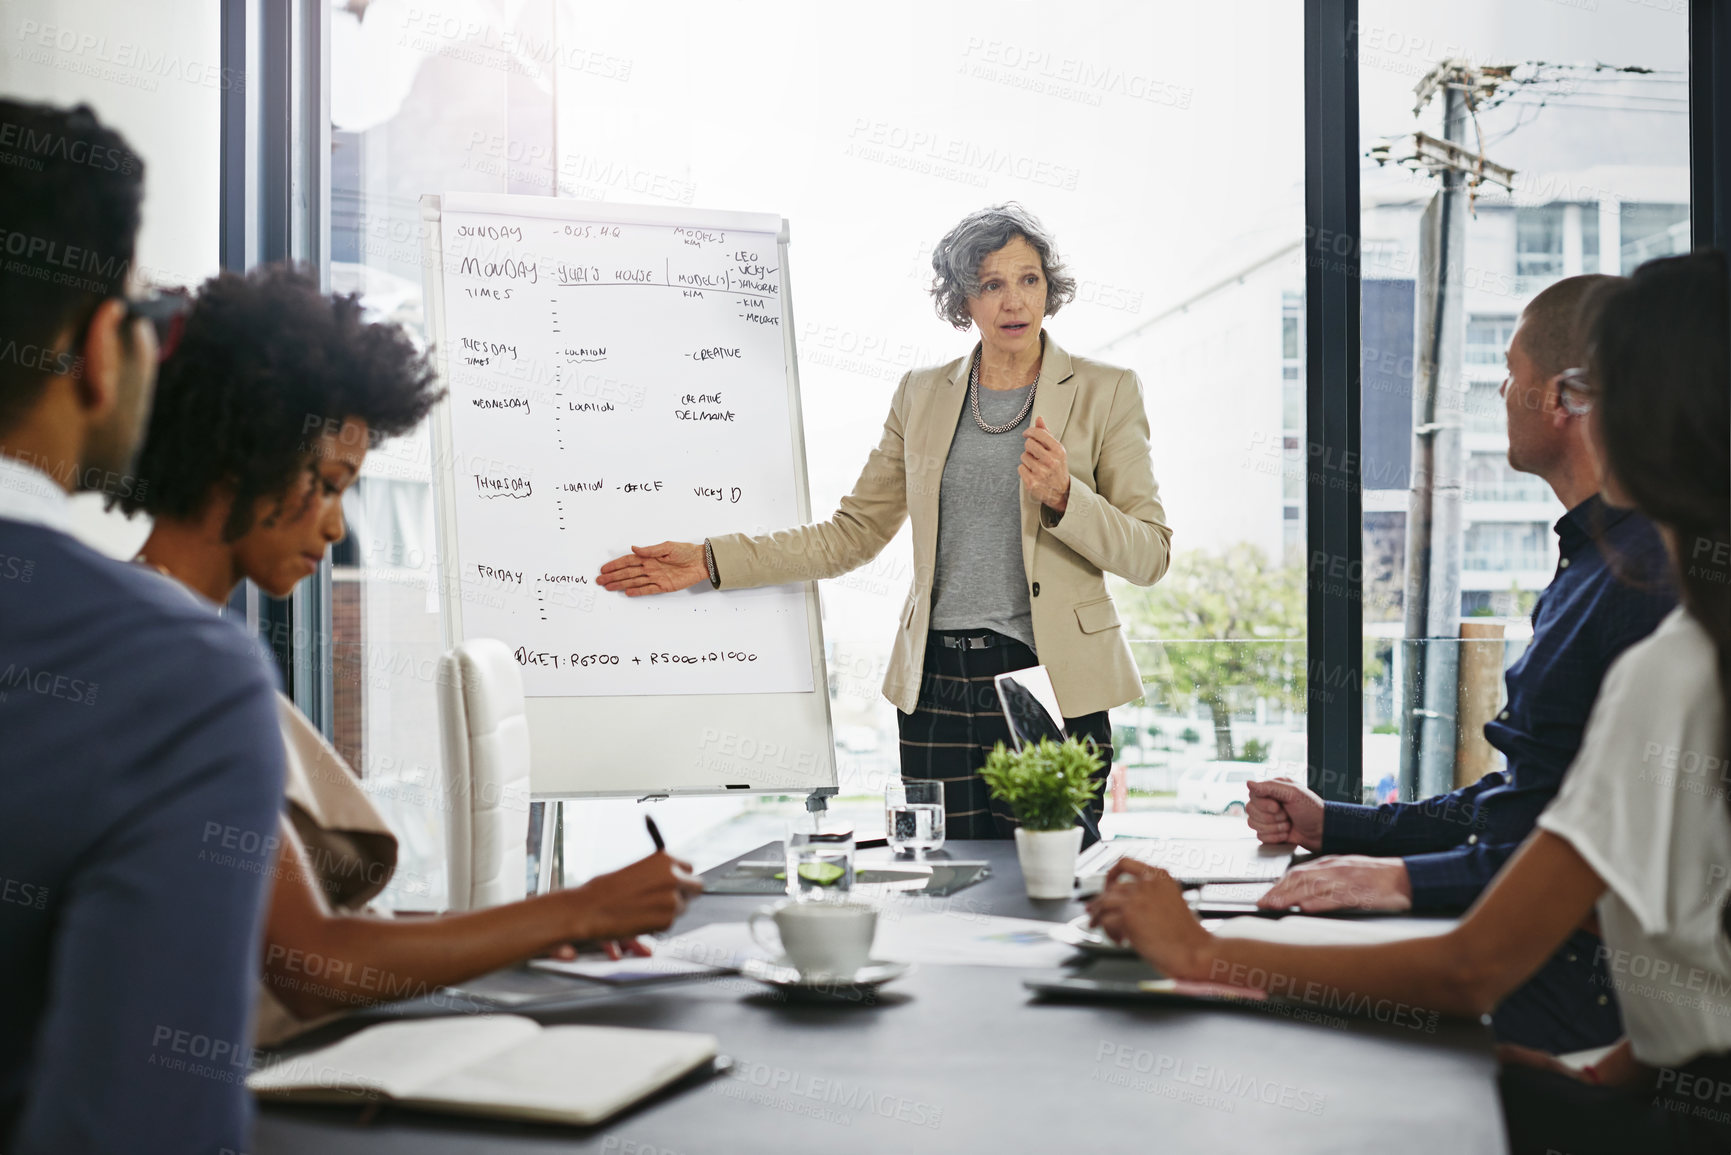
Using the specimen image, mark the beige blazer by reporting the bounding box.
[710,335,1172,718]
[254,694,399,1047]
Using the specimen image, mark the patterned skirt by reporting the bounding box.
[896,630,1112,841]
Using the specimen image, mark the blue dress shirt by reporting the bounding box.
[1323,495,1674,1050]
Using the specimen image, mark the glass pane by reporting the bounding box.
[1463,380,1505,434]
[1464,316,1517,365]
[1620,202,1690,266]
[554,1,1305,847]
[329,2,530,908]
[1358,0,1687,802]
[1515,205,1565,289]
[1364,635,1523,804]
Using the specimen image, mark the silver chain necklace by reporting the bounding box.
[969,350,1039,434]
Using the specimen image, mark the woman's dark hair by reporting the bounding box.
[118,264,442,539]
[1588,249,1731,930]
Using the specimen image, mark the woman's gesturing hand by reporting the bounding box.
[1019,416,1071,512]
[598,541,708,595]
[1086,859,1212,979]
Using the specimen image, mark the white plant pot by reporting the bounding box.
[1015,826,1083,899]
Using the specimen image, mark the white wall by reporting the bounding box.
[0,2,222,288]
[1098,256,1299,561]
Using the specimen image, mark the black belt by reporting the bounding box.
[935,631,1000,650]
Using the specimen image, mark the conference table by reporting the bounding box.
[252,838,1508,1154]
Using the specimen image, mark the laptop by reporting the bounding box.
[992,666,1102,846]
[993,666,1066,748]
[1074,837,1294,895]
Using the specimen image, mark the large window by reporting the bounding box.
[328,0,1306,892]
[1356,0,1688,800]
[1515,205,1566,290]
[11,0,1710,899]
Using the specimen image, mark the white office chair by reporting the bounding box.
[436,638,532,911]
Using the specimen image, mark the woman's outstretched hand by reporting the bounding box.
[598,541,709,595]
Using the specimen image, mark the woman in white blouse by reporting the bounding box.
[1089,249,1731,1155]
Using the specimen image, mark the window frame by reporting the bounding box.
[1689,0,1731,253]
[1304,0,1728,805]
[1303,0,1364,802]
[220,0,333,730]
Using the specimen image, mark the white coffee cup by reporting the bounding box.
[749,900,877,979]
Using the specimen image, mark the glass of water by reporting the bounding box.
[785,830,854,901]
[885,780,945,861]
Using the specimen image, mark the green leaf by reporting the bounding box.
[1115,543,1308,757]
[979,736,1105,831]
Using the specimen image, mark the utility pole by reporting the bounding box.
[1372,60,1515,801]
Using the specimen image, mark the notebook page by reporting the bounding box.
[1209,915,1456,946]
[410,1025,718,1126]
[875,911,1078,968]
[529,954,724,982]
[248,1015,539,1100]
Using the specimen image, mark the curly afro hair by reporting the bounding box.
[118,264,443,539]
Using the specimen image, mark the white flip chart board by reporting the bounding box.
[421,192,835,799]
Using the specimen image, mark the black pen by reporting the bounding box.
[645,814,666,852]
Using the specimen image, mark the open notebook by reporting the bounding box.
[248,1015,719,1126]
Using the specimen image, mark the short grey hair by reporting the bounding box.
[927,203,1077,330]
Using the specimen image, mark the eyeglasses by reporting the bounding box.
[123,288,193,363]
[1554,367,1595,417]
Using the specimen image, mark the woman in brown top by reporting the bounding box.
[117,265,702,1043]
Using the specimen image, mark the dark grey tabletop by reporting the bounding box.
[252,840,1507,1154]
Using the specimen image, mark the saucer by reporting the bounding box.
[1049,914,1138,956]
[739,956,910,998]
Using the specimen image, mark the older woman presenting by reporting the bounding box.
[599,203,1172,839]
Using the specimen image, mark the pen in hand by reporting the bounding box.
[645,810,707,904]
[603,938,654,960]
[547,818,678,963]
[588,819,671,961]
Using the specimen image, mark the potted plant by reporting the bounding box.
[981,737,1105,899]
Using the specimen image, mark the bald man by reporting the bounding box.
[1247,275,1676,1053]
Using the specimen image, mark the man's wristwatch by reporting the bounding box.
[702,540,720,588]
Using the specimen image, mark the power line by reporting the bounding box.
[1494,96,1686,113]
[1096,241,1303,350]
[1497,92,1687,104]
